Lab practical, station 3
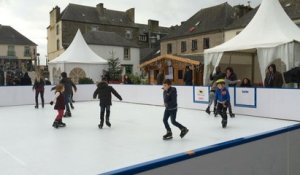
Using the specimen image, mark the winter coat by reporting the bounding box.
[264,72,283,88]
[59,77,77,95]
[157,73,164,85]
[21,77,32,86]
[215,87,230,104]
[54,92,65,110]
[163,87,177,110]
[184,70,193,85]
[226,73,238,87]
[93,81,122,106]
[33,79,45,92]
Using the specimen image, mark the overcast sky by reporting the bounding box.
[0,0,261,65]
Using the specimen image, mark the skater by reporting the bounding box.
[162,79,189,140]
[215,79,230,128]
[207,66,225,116]
[32,74,45,109]
[50,84,66,129]
[93,78,122,129]
[52,72,77,117]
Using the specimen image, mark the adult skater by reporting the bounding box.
[215,79,230,128]
[206,66,225,115]
[93,78,122,129]
[52,72,77,117]
[32,74,45,109]
[162,79,189,140]
[50,84,66,128]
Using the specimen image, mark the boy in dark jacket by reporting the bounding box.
[215,79,230,128]
[162,79,189,140]
[93,78,122,129]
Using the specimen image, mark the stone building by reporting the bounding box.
[0,25,37,85]
[47,3,169,61]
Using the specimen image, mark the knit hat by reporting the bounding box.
[216,79,225,84]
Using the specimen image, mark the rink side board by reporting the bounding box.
[100,123,300,175]
[234,87,257,108]
[193,86,210,104]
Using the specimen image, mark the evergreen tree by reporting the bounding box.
[107,51,122,81]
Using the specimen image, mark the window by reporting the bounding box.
[123,65,133,75]
[203,38,210,49]
[192,40,198,51]
[56,25,59,35]
[91,25,98,31]
[178,70,183,79]
[181,41,187,52]
[167,43,172,54]
[125,30,132,39]
[57,39,60,50]
[7,45,15,56]
[139,35,147,42]
[24,46,31,57]
[124,48,131,60]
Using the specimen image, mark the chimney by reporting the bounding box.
[50,6,60,26]
[126,8,135,23]
[148,19,159,32]
[96,3,105,16]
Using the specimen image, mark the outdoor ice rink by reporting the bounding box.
[0,101,298,175]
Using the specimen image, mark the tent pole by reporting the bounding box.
[251,54,255,83]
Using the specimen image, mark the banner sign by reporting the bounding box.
[234,87,257,108]
[193,86,210,104]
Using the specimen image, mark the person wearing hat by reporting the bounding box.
[215,79,230,128]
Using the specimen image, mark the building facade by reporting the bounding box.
[0,25,37,85]
[83,31,140,76]
[47,3,169,62]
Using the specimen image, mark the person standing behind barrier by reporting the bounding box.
[225,67,238,118]
[264,64,284,88]
[157,70,164,85]
[162,79,189,140]
[183,66,193,85]
[21,72,32,86]
[215,79,230,128]
[33,74,45,109]
[240,78,252,87]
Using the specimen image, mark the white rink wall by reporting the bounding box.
[0,85,299,121]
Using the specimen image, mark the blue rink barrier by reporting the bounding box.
[100,123,300,175]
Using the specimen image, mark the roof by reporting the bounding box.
[140,47,161,64]
[0,25,37,46]
[49,30,107,64]
[226,0,300,30]
[83,31,139,48]
[140,54,200,68]
[205,0,300,54]
[162,3,235,41]
[61,3,134,27]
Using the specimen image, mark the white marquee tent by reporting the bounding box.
[204,0,300,85]
[49,30,108,84]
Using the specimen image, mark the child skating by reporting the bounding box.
[93,78,122,129]
[50,84,66,129]
[162,79,189,140]
[215,79,231,128]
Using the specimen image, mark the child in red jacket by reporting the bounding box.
[50,84,66,128]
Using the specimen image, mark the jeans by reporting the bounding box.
[35,90,44,107]
[100,105,111,122]
[217,102,228,120]
[163,109,184,132]
[64,94,71,112]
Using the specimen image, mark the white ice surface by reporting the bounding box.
[0,101,298,175]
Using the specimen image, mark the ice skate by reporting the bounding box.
[98,121,104,129]
[230,113,235,118]
[222,119,227,128]
[58,121,66,127]
[106,121,111,127]
[70,104,74,110]
[205,108,211,115]
[35,105,38,109]
[180,128,189,138]
[52,121,59,129]
[64,111,72,117]
[163,131,173,140]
